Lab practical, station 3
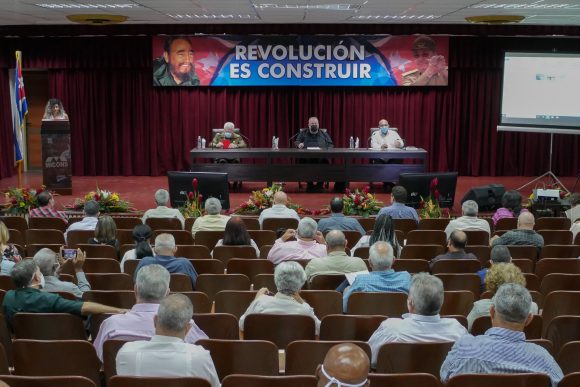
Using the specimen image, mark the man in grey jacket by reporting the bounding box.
[33,247,91,299]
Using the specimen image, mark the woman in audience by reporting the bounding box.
[120,224,153,272]
[88,215,120,251]
[0,221,22,275]
[351,214,401,258]
[466,262,538,331]
[212,216,260,257]
[492,190,527,227]
[239,261,321,335]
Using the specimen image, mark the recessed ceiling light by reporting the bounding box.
[254,3,361,11]
[351,14,440,20]
[167,14,257,19]
[470,3,578,9]
[36,3,138,9]
[465,15,525,23]
[67,14,128,24]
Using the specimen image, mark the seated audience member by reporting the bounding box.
[343,241,411,312]
[2,260,124,331]
[33,247,90,299]
[239,261,321,335]
[267,217,327,264]
[142,189,185,228]
[213,217,260,257]
[368,273,467,367]
[135,233,198,290]
[441,283,563,386]
[476,245,511,292]
[377,186,420,224]
[429,230,478,269]
[317,197,366,236]
[492,190,527,227]
[445,200,491,239]
[88,215,120,251]
[491,212,544,252]
[120,224,153,272]
[258,191,300,227]
[305,230,368,282]
[94,264,207,361]
[0,221,21,275]
[467,262,538,331]
[191,197,230,238]
[65,200,100,243]
[29,190,68,223]
[116,293,219,386]
[317,343,370,387]
[351,214,402,258]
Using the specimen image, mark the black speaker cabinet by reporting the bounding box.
[460,184,505,211]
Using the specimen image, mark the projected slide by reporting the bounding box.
[501,52,580,129]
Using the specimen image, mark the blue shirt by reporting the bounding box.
[476,268,488,293]
[378,202,419,224]
[440,327,563,387]
[343,269,411,312]
[317,214,366,236]
[135,255,198,290]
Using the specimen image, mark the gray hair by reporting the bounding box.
[325,230,346,250]
[154,189,170,206]
[462,200,479,216]
[274,261,306,295]
[33,248,58,276]
[135,264,170,303]
[493,283,532,324]
[157,293,193,332]
[154,233,176,251]
[409,273,444,316]
[84,200,100,217]
[224,122,235,131]
[205,197,222,215]
[297,217,317,239]
[491,245,511,264]
[369,241,394,271]
[11,260,38,289]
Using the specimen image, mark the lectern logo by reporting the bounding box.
[44,156,69,168]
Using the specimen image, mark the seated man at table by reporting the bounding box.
[370,119,404,150]
[210,121,247,150]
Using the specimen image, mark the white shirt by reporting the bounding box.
[444,216,491,239]
[120,248,136,273]
[116,335,220,387]
[367,313,467,366]
[370,128,404,149]
[64,216,99,243]
[258,204,300,227]
[142,206,185,228]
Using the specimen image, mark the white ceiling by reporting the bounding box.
[1,0,580,26]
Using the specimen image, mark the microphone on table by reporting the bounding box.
[239,133,251,148]
[288,130,304,148]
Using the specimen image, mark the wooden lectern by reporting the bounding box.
[40,120,72,195]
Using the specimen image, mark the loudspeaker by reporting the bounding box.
[460,184,505,211]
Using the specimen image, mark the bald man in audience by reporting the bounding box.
[305,230,367,282]
[316,343,370,387]
[491,212,544,252]
[258,191,300,227]
[429,230,478,269]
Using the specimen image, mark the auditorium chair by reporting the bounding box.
[196,274,251,302]
[540,274,580,296]
[342,230,363,249]
[175,291,211,313]
[430,259,481,274]
[299,290,342,318]
[418,218,451,231]
[1,216,28,236]
[261,218,299,232]
[170,273,193,292]
[0,376,96,387]
[512,258,535,273]
[285,340,371,375]
[435,273,481,298]
[27,217,66,233]
[392,259,430,273]
[504,245,539,261]
[375,341,454,375]
[535,258,580,280]
[471,315,543,339]
[197,339,278,381]
[352,246,369,259]
[185,218,195,233]
[13,313,86,340]
[346,292,407,317]
[259,245,272,259]
[85,273,133,290]
[400,244,445,260]
[177,244,212,259]
[439,291,474,317]
[243,314,316,348]
[13,339,101,386]
[115,229,134,246]
[192,313,239,340]
[393,218,417,238]
[247,230,276,248]
[226,259,274,282]
[357,218,375,232]
[214,290,257,319]
[82,291,136,309]
[540,244,580,259]
[82,258,121,273]
[111,216,142,230]
[0,277,15,291]
[463,230,490,246]
[406,230,447,246]
[76,244,118,259]
[446,373,551,387]
[221,375,317,387]
[319,314,386,341]
[308,274,345,290]
[103,339,128,383]
[212,245,257,265]
[444,315,468,329]
[494,217,518,232]
[144,217,182,231]
[109,376,211,387]
[253,274,277,292]
[465,245,491,265]
[123,259,139,276]
[0,344,10,375]
[66,230,96,249]
[557,341,580,375]
[190,259,225,275]
[153,229,194,245]
[238,217,260,230]
[524,273,541,292]
[194,231,224,250]
[538,230,573,245]
[544,315,580,355]
[7,229,25,247]
[368,373,442,387]
[535,217,572,231]
[26,229,65,245]
[559,372,580,387]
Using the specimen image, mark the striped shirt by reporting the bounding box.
[343,269,411,312]
[440,327,563,387]
[29,206,68,223]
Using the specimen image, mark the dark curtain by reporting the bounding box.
[0,30,579,179]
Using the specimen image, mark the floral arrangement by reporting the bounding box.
[342,186,383,217]
[419,178,450,219]
[2,185,45,215]
[179,178,203,218]
[232,184,313,215]
[68,187,132,213]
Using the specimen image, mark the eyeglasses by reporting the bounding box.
[319,364,368,387]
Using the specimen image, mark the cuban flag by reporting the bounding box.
[12,50,28,165]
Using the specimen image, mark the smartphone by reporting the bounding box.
[63,249,77,260]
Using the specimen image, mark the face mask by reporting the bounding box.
[224,131,233,139]
[309,125,319,134]
[380,125,389,134]
[39,272,45,289]
[320,364,368,387]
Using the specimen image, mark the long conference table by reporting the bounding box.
[190,148,427,184]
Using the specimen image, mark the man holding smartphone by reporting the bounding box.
[33,247,90,299]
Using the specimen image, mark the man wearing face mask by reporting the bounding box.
[295,117,335,192]
[371,119,404,150]
[210,121,247,150]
